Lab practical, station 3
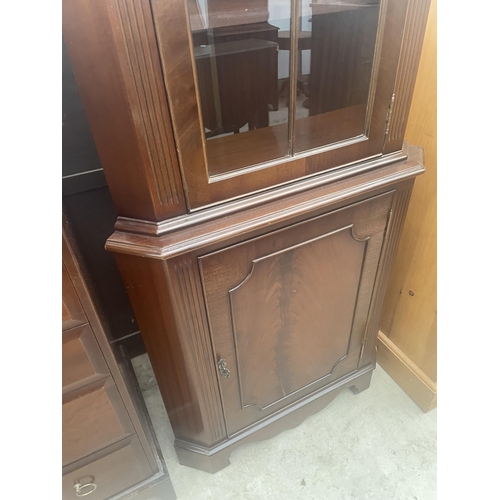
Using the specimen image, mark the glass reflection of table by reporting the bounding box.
[194,38,279,137]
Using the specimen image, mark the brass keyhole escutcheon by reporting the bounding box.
[218,358,230,379]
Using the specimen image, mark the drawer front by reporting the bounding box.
[62,382,135,467]
[62,436,152,500]
[199,192,393,435]
[63,262,87,331]
[63,325,109,391]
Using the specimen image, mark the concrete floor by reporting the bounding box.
[132,355,436,500]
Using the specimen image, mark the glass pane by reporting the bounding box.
[294,0,381,153]
[187,0,291,176]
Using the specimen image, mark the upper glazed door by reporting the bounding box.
[151,0,409,209]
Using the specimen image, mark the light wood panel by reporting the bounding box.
[378,0,436,410]
[377,331,436,412]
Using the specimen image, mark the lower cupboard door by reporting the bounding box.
[198,191,394,436]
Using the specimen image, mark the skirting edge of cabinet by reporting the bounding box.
[377,330,436,412]
[173,367,373,474]
[112,473,177,500]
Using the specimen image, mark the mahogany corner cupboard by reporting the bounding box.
[63,0,430,473]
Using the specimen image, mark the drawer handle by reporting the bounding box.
[218,358,230,379]
[74,479,97,497]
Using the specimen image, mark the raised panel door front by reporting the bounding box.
[199,191,393,435]
[228,226,364,411]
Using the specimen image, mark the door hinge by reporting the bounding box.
[383,209,394,240]
[359,342,365,360]
[384,93,395,137]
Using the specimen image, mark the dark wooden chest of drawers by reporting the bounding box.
[62,226,176,500]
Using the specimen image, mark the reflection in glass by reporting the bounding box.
[294,0,381,153]
[187,0,291,176]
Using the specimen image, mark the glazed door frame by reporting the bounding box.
[151,0,409,210]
